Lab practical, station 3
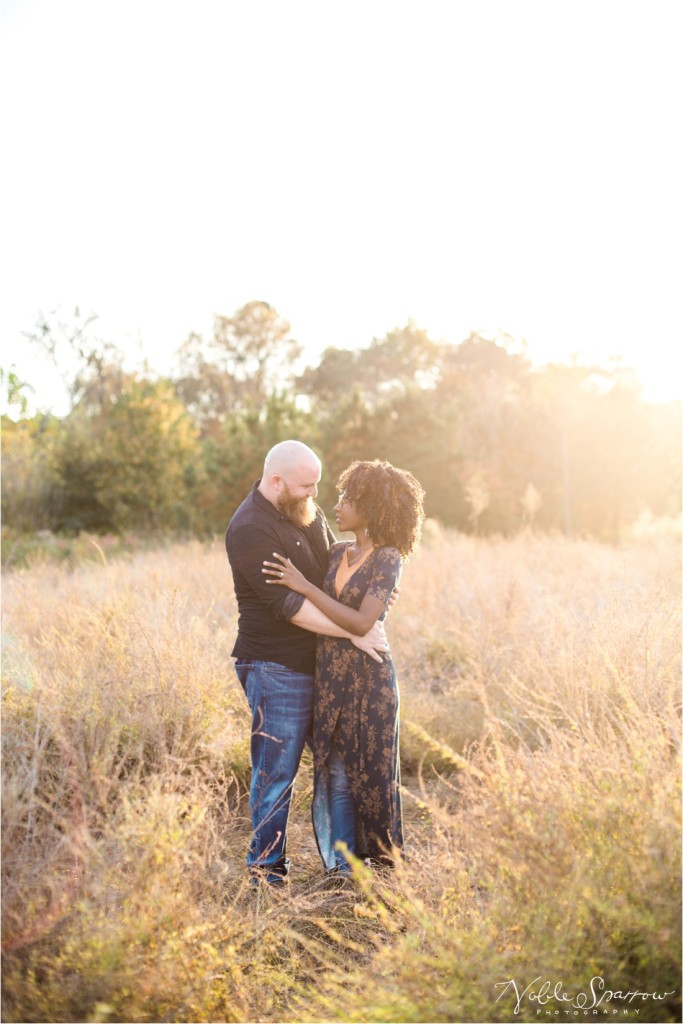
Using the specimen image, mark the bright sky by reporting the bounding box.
[1,0,680,414]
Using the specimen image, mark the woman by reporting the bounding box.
[262,459,425,876]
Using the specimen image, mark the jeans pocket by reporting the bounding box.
[235,660,252,693]
[259,661,296,674]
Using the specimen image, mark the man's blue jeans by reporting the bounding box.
[235,659,314,883]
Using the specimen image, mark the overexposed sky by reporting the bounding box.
[1,0,680,413]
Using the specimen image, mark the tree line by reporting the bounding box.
[2,301,681,543]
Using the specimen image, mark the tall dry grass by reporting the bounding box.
[1,527,681,1023]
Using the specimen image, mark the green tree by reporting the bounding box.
[174,301,302,432]
[38,378,201,534]
[1,366,34,416]
[174,332,238,431]
[298,322,455,520]
[95,379,201,532]
[296,320,441,413]
[195,391,316,534]
[423,332,532,532]
[1,414,64,530]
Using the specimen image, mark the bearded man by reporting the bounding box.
[225,440,388,886]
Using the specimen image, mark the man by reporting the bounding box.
[225,440,388,885]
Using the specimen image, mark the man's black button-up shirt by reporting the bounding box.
[225,481,336,674]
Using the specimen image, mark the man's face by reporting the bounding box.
[276,461,320,527]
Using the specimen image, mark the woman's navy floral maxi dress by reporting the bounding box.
[312,541,404,868]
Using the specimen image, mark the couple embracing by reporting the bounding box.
[225,440,424,885]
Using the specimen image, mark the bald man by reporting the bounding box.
[225,440,388,886]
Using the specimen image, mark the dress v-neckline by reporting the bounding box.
[334,543,376,597]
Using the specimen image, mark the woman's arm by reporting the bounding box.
[290,600,387,662]
[263,552,385,636]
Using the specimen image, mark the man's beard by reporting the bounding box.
[277,488,317,527]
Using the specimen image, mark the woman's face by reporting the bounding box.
[334,491,367,534]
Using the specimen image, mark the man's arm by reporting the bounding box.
[227,523,306,621]
[291,600,388,664]
[227,523,387,661]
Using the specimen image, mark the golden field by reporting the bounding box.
[1,525,681,1023]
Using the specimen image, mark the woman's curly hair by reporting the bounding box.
[337,460,425,558]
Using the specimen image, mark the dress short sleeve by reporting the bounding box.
[366,547,402,609]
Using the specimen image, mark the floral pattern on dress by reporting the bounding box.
[312,542,403,866]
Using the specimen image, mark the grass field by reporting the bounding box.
[2,525,681,1023]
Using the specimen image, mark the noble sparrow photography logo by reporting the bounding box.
[494,976,677,1016]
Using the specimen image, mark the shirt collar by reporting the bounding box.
[252,479,289,521]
